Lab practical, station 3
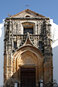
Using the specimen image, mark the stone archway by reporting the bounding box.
[13,45,43,87]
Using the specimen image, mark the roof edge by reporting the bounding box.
[8,9,49,18]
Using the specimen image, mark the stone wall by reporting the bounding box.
[4,10,53,87]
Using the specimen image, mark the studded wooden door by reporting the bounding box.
[21,68,36,87]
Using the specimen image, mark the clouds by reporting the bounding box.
[0,20,4,38]
[0,23,3,37]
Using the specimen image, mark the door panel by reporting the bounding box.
[21,68,36,87]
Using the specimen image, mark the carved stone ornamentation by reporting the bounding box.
[4,9,53,87]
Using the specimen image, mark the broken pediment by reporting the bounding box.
[10,9,46,18]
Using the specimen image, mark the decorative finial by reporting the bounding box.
[27,32,30,38]
[8,14,11,17]
[25,4,30,8]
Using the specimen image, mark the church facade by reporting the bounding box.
[4,9,53,87]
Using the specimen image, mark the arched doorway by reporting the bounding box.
[20,67,36,87]
[13,45,43,87]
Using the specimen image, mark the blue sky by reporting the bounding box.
[0,0,58,24]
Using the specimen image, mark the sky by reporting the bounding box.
[0,0,58,24]
[0,0,58,86]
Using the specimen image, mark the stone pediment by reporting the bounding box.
[10,9,46,18]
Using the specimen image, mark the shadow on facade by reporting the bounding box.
[5,69,20,87]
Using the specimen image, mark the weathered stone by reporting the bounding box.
[4,9,53,87]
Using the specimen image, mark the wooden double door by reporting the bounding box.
[20,68,36,87]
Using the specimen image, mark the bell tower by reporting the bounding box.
[4,9,53,87]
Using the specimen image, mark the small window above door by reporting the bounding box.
[22,22,35,35]
[24,27,33,34]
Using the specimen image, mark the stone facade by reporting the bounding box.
[4,9,53,87]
